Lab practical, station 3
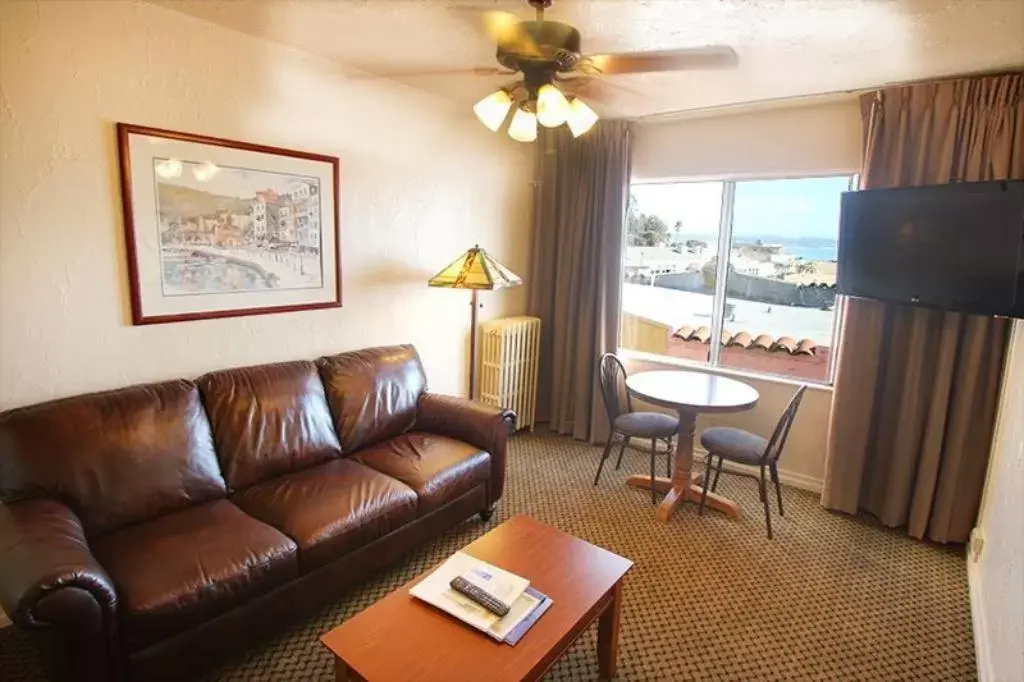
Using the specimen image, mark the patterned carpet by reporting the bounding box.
[0,432,976,681]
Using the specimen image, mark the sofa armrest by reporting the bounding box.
[415,394,515,506]
[0,499,117,628]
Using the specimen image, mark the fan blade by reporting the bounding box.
[483,11,534,51]
[582,46,738,75]
[453,9,541,57]
[556,76,638,105]
[349,65,513,80]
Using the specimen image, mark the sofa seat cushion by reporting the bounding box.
[352,432,491,515]
[92,499,298,650]
[232,459,417,571]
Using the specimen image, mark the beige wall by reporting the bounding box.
[0,0,533,409]
[969,319,1024,681]
[626,99,863,490]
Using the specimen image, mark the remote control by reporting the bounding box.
[449,576,510,617]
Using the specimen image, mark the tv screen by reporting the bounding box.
[838,180,1024,318]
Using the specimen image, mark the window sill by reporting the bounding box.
[616,348,835,393]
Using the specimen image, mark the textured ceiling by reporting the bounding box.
[156,0,1024,118]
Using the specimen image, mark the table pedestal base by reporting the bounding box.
[622,372,759,524]
[626,472,741,522]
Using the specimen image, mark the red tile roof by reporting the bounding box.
[671,327,818,355]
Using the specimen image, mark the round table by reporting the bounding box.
[624,370,759,523]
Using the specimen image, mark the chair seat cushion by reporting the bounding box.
[352,432,491,515]
[232,458,417,571]
[613,412,679,439]
[92,499,298,650]
[700,426,768,465]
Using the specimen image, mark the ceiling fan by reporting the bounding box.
[394,0,739,141]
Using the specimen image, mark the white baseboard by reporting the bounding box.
[693,447,823,494]
[967,544,993,682]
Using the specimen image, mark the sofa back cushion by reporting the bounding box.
[317,345,427,453]
[198,361,341,490]
[0,380,226,537]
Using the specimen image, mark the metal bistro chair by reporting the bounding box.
[593,353,678,503]
[698,385,807,539]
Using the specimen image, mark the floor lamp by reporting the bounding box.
[428,245,522,400]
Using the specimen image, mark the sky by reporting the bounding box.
[631,175,854,241]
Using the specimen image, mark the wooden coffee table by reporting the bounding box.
[321,515,633,681]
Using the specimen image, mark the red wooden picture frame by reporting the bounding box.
[116,123,341,325]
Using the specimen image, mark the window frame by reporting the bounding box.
[622,173,857,387]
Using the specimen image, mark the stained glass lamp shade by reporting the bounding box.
[427,245,522,291]
[428,245,523,399]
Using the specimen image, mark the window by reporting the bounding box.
[619,175,855,383]
[622,182,723,365]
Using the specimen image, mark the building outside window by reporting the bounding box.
[619,175,855,384]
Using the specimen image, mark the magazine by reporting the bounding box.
[409,551,552,644]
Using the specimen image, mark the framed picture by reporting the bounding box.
[116,123,341,325]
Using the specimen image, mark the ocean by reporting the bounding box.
[675,234,839,262]
[785,244,838,261]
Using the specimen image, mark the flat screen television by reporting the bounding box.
[837,180,1024,318]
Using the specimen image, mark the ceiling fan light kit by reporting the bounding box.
[507,105,539,142]
[463,0,738,143]
[536,84,571,127]
[566,97,599,138]
[472,89,514,131]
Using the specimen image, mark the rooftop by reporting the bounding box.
[621,282,833,344]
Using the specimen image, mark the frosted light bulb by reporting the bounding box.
[473,90,513,132]
[507,107,538,142]
[536,84,570,128]
[567,98,599,137]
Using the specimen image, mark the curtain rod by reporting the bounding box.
[636,65,1024,123]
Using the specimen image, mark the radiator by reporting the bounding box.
[479,316,541,431]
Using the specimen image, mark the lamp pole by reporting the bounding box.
[469,289,480,400]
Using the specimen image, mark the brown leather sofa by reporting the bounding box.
[0,345,514,681]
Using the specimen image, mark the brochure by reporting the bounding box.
[409,551,552,644]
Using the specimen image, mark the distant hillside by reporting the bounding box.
[157,182,249,219]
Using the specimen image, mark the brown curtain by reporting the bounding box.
[822,72,1023,543]
[528,121,633,442]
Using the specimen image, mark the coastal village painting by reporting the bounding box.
[117,123,340,325]
[154,159,324,296]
